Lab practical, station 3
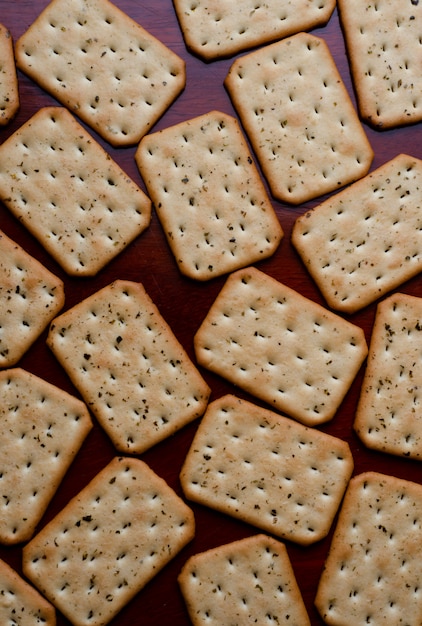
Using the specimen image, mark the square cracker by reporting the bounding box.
[23,456,195,626]
[354,292,422,460]
[194,266,367,426]
[315,471,422,626]
[292,154,422,314]
[15,0,186,146]
[0,558,56,625]
[47,279,210,454]
[0,368,92,545]
[178,534,310,625]
[224,32,373,205]
[173,0,336,61]
[0,229,64,367]
[135,110,283,281]
[337,0,422,129]
[0,107,151,277]
[180,394,353,545]
[0,23,19,126]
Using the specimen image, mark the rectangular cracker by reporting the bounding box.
[224,32,373,204]
[180,394,353,545]
[136,110,283,280]
[23,456,195,626]
[15,0,186,146]
[354,292,422,460]
[0,558,56,625]
[338,0,422,129]
[0,107,151,276]
[47,279,210,454]
[194,266,367,426]
[178,534,311,625]
[315,471,422,626]
[0,367,92,545]
[0,229,64,367]
[292,154,422,314]
[173,0,336,60]
[0,23,19,125]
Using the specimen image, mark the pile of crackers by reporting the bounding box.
[0,0,421,625]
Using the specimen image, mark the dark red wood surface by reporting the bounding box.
[0,1,421,624]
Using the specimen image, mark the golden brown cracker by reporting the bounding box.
[181,394,354,545]
[136,110,283,280]
[225,32,373,204]
[15,0,186,146]
[47,280,210,454]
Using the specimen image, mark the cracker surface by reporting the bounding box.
[0,368,92,545]
[0,229,64,367]
[179,534,310,625]
[338,0,422,128]
[180,394,354,545]
[225,32,373,204]
[0,107,151,276]
[354,293,422,460]
[136,110,283,280]
[15,0,186,146]
[315,471,422,625]
[292,154,422,313]
[194,266,367,426]
[47,280,210,454]
[173,0,335,60]
[23,456,195,626]
[0,23,19,125]
[0,558,56,625]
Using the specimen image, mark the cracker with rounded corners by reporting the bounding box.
[0,229,64,367]
[0,107,151,276]
[315,471,422,625]
[15,0,186,146]
[194,266,367,426]
[180,394,354,545]
[0,23,19,125]
[173,0,336,60]
[354,292,422,460]
[338,0,422,129]
[0,368,92,545]
[179,534,310,625]
[225,32,373,204]
[47,279,210,454]
[23,456,195,626]
[292,154,422,313]
[136,110,283,280]
[0,558,56,625]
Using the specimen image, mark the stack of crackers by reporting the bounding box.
[0,0,421,625]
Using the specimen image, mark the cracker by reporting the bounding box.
[135,110,283,280]
[23,456,195,626]
[0,23,19,126]
[0,558,56,625]
[47,279,210,454]
[224,32,373,205]
[315,471,422,625]
[194,266,367,426]
[292,154,422,314]
[173,0,336,61]
[0,229,64,367]
[15,0,186,146]
[0,368,92,545]
[337,0,422,129]
[0,106,151,277]
[354,292,422,460]
[181,394,353,545]
[178,534,310,625]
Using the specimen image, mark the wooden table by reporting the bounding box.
[1,1,421,624]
